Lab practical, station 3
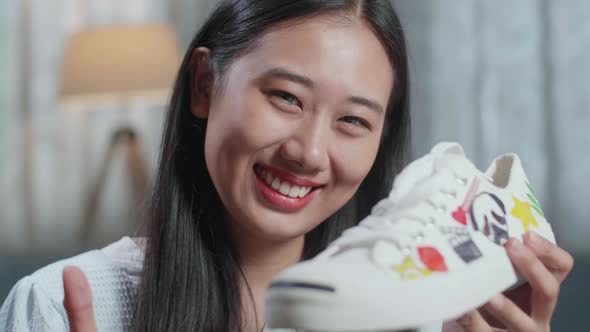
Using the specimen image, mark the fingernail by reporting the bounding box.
[508,238,525,256]
[63,266,91,309]
[507,237,520,248]
[528,231,543,246]
[64,266,86,288]
[487,294,504,310]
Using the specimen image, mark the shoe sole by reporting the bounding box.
[266,250,518,331]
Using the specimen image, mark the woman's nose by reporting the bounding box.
[279,121,329,173]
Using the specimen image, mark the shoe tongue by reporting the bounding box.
[387,142,471,202]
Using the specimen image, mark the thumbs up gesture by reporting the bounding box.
[63,266,98,332]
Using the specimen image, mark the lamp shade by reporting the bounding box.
[59,23,181,103]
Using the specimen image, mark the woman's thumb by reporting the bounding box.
[63,266,97,332]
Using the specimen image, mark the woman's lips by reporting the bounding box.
[261,164,323,187]
[253,166,320,212]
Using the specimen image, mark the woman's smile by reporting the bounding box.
[253,164,324,212]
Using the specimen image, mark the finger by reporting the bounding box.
[523,231,575,283]
[453,309,492,332]
[506,239,558,325]
[483,294,538,332]
[63,266,97,332]
[479,303,510,329]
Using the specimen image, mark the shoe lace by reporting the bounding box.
[328,160,476,256]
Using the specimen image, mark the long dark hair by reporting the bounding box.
[134,0,411,331]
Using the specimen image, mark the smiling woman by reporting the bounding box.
[143,2,410,330]
[0,0,413,332]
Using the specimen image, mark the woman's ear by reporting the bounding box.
[189,47,214,119]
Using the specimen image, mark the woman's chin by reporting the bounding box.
[255,216,309,240]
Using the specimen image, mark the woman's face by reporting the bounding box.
[198,16,394,242]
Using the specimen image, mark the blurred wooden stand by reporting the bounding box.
[58,24,181,245]
[80,127,149,243]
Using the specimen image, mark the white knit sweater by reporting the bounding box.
[0,237,442,332]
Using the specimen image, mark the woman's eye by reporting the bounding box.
[341,116,370,129]
[270,91,302,108]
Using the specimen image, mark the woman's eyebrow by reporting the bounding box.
[348,96,384,114]
[259,67,314,88]
[259,67,384,114]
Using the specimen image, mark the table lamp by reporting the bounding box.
[59,23,181,244]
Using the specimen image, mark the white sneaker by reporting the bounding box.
[265,142,555,331]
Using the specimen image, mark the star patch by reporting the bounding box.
[510,196,539,232]
[392,256,432,280]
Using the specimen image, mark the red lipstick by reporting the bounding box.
[253,165,321,212]
[261,165,323,187]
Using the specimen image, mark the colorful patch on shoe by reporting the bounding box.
[418,246,448,272]
[469,192,509,245]
[452,177,480,225]
[526,182,545,217]
[392,256,433,280]
[440,226,483,263]
[511,196,539,232]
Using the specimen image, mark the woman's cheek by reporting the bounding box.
[239,100,297,149]
[331,138,380,185]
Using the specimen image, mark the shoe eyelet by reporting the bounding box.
[413,232,424,242]
[455,176,468,185]
[426,217,436,226]
[440,189,457,199]
[401,246,412,255]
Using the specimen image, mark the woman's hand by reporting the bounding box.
[446,231,574,332]
[63,266,98,332]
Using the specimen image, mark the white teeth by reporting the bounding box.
[279,182,291,195]
[271,177,280,190]
[288,185,300,198]
[297,187,306,198]
[258,166,314,198]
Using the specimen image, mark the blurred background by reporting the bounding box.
[0,0,588,330]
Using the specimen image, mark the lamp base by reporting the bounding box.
[81,126,149,246]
